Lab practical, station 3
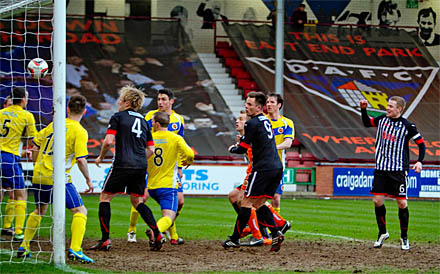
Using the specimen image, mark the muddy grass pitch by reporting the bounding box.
[81,238,440,272]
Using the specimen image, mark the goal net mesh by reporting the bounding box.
[1,0,55,264]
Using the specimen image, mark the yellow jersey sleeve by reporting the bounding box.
[0,106,37,156]
[176,136,194,165]
[24,111,37,138]
[74,127,89,159]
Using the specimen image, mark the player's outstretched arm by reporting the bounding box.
[178,138,195,166]
[360,99,375,127]
[77,157,93,193]
[95,134,114,167]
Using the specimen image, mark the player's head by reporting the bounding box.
[118,85,145,112]
[266,93,283,114]
[235,110,248,132]
[11,87,28,107]
[152,111,170,130]
[387,96,406,118]
[245,91,266,116]
[2,95,12,109]
[67,95,87,116]
[418,8,436,41]
[298,3,305,11]
[157,88,175,112]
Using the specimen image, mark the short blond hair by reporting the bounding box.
[389,96,406,113]
[120,85,145,111]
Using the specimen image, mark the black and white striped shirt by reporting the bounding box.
[361,109,425,171]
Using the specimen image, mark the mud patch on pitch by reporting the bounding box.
[81,238,440,272]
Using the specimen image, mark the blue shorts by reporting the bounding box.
[1,151,25,189]
[275,176,284,195]
[32,183,84,209]
[148,188,178,212]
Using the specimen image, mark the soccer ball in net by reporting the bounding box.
[27,58,49,79]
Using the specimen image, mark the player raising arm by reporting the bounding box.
[144,111,194,245]
[360,97,425,250]
[91,86,164,252]
[17,95,94,263]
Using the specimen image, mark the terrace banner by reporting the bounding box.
[333,167,440,198]
[224,23,440,161]
[1,18,236,157]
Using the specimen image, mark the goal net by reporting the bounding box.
[0,0,57,264]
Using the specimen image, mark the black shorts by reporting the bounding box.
[102,167,146,197]
[245,169,283,199]
[371,170,408,199]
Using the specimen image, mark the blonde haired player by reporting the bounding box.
[1,87,37,241]
[92,85,165,252]
[127,88,186,245]
[144,111,194,243]
[17,95,94,263]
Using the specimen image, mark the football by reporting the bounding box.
[27,58,49,79]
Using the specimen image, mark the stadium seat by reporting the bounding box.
[296,169,312,183]
[302,152,316,161]
[243,89,255,98]
[291,138,301,147]
[224,58,243,68]
[216,41,230,49]
[302,161,315,167]
[236,70,251,79]
[287,160,301,167]
[218,49,238,59]
[286,151,300,160]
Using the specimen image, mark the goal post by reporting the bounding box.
[52,0,66,266]
[0,0,66,265]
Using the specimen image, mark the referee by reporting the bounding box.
[360,96,425,250]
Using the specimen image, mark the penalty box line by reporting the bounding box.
[290,230,400,248]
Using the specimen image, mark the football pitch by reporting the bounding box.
[1,195,439,273]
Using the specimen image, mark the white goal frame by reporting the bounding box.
[0,0,66,265]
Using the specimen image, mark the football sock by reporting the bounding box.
[232,202,240,214]
[128,206,139,233]
[176,204,183,218]
[256,205,279,235]
[135,203,160,237]
[71,213,87,252]
[20,212,41,250]
[266,202,286,227]
[157,216,173,233]
[398,207,409,239]
[259,224,270,238]
[98,202,111,241]
[248,208,262,239]
[375,204,387,234]
[14,200,27,235]
[231,207,251,242]
[169,222,179,240]
[3,199,16,229]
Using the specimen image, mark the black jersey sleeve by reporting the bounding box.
[145,124,154,147]
[406,122,425,163]
[106,113,119,135]
[361,108,384,127]
[230,120,254,154]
